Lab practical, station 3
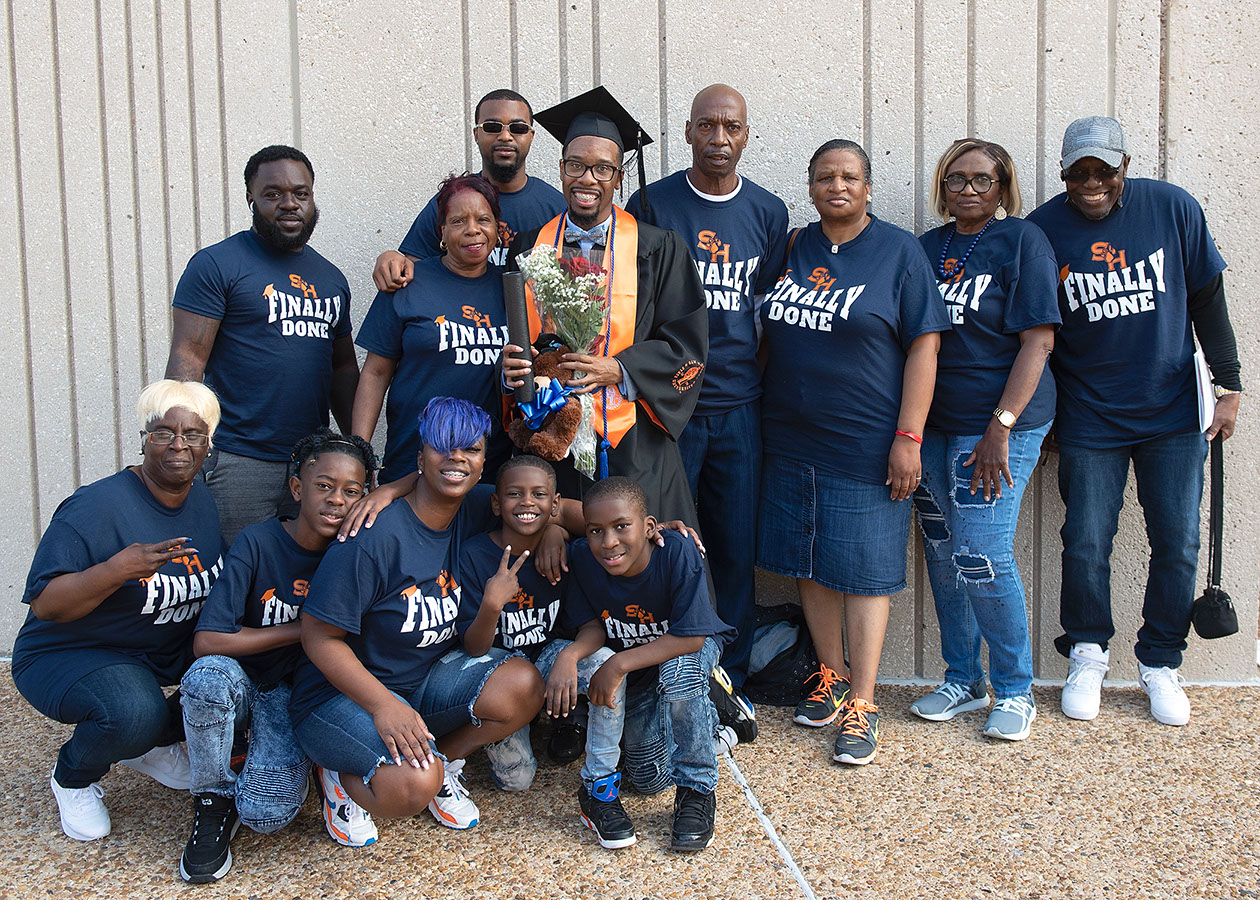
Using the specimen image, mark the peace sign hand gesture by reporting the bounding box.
[483,545,530,612]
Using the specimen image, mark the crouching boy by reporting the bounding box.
[557,476,734,852]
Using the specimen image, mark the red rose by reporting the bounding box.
[557,255,605,279]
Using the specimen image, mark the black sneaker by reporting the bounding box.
[179,792,241,884]
[670,786,716,852]
[548,721,587,765]
[578,773,636,849]
[832,700,880,766]
[709,665,758,743]
[793,663,850,727]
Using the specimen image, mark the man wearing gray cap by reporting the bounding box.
[1028,116,1242,727]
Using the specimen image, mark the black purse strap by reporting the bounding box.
[1207,435,1224,589]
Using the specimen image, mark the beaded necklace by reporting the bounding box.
[936,215,996,281]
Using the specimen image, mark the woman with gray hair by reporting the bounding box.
[13,380,225,841]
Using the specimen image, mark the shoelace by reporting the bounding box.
[190,802,231,846]
[991,696,1035,720]
[65,782,106,815]
[1141,667,1184,698]
[1066,657,1107,689]
[442,759,471,801]
[931,682,978,706]
[804,664,842,703]
[840,700,879,738]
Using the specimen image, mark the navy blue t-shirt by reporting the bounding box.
[12,469,224,709]
[357,258,509,484]
[562,530,735,693]
[627,172,789,414]
[455,532,565,662]
[399,176,567,267]
[195,517,322,686]
[760,217,952,484]
[288,486,496,725]
[918,217,1061,434]
[1027,178,1227,447]
[172,230,352,461]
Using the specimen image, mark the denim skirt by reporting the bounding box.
[757,454,910,596]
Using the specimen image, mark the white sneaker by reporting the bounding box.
[316,766,377,847]
[713,725,739,756]
[50,772,111,841]
[119,742,191,790]
[427,758,479,830]
[1139,664,1191,726]
[1061,642,1109,720]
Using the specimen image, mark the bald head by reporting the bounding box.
[685,84,750,192]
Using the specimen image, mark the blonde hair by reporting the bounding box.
[930,139,1023,221]
[136,380,221,440]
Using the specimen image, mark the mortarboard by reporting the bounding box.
[534,86,656,222]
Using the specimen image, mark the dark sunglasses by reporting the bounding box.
[1063,165,1121,184]
[476,121,533,136]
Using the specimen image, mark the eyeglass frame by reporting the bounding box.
[1061,164,1123,184]
[141,428,210,448]
[560,158,622,183]
[942,173,999,194]
[474,120,534,136]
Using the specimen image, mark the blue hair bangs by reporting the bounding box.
[417,397,493,454]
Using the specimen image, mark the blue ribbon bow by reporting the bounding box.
[519,380,574,430]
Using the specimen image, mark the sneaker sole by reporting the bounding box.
[579,813,637,849]
[670,833,715,852]
[911,696,990,722]
[1148,707,1190,727]
[120,760,190,791]
[179,818,242,884]
[983,707,1037,742]
[1060,700,1101,721]
[59,818,110,842]
[428,801,478,830]
[833,748,878,766]
[793,708,842,728]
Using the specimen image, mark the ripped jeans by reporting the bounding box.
[913,423,1051,699]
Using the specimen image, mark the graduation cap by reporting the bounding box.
[534,86,656,223]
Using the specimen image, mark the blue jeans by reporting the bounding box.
[14,654,183,789]
[679,402,761,686]
[180,656,311,833]
[1056,429,1208,668]
[616,638,721,796]
[913,424,1050,698]
[483,640,618,791]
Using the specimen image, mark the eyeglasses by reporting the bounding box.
[476,121,533,136]
[1063,165,1121,184]
[142,429,209,448]
[561,159,621,182]
[943,173,997,193]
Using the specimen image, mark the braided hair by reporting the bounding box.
[288,427,378,483]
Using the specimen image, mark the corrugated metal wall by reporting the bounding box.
[3,0,1256,681]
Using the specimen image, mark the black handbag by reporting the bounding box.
[1192,436,1239,639]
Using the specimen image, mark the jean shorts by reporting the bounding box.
[757,453,910,596]
[294,645,518,782]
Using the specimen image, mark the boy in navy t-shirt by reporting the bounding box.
[561,477,735,852]
[456,456,616,792]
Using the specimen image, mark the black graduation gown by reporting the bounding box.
[507,218,709,525]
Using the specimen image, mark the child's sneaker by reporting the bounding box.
[50,771,110,841]
[983,695,1037,741]
[315,766,377,847]
[578,772,637,849]
[119,742,191,790]
[710,665,758,743]
[832,699,880,765]
[427,758,479,830]
[1138,663,1191,726]
[910,681,990,721]
[547,721,587,765]
[670,785,716,852]
[1061,642,1109,720]
[179,792,241,883]
[793,664,850,727]
[713,724,739,756]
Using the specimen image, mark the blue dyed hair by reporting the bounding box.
[417,397,493,455]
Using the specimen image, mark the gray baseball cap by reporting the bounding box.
[1061,116,1128,169]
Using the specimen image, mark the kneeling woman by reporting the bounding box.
[178,429,376,882]
[13,380,224,841]
[290,397,544,845]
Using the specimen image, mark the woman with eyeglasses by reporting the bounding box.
[353,173,513,486]
[12,380,225,841]
[909,139,1060,741]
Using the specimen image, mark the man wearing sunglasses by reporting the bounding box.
[372,89,565,290]
[1028,116,1242,729]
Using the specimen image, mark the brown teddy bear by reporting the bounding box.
[507,345,584,462]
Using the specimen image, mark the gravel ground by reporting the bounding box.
[3,667,1258,900]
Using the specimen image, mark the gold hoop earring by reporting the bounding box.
[439,240,447,251]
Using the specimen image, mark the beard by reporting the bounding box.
[253,204,320,251]
[484,155,523,185]
[567,207,601,229]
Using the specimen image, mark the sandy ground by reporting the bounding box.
[3,667,1259,900]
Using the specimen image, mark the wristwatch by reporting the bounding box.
[1213,385,1242,399]
[993,407,1017,428]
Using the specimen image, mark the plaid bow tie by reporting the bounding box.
[564,224,608,247]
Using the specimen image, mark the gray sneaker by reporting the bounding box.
[983,695,1037,741]
[910,681,990,722]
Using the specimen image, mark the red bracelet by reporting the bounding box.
[895,430,923,444]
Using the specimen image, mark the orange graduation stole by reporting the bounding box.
[526,208,639,450]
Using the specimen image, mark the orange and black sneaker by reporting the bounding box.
[833,699,880,765]
[793,664,851,727]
